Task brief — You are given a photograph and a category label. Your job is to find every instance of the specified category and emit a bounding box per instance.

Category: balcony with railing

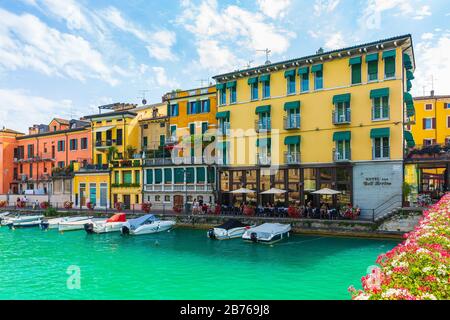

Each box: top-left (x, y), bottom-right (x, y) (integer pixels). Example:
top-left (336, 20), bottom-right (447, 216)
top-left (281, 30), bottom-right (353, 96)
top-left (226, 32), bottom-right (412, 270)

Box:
top-left (78, 163), bottom-right (110, 172)
top-left (284, 115), bottom-right (301, 130)
top-left (333, 149), bottom-right (352, 162)
top-left (255, 119), bottom-right (271, 133)
top-left (332, 109), bottom-right (351, 125)
top-left (95, 140), bottom-right (117, 149)
top-left (111, 159), bottom-right (142, 168)
top-left (257, 153), bottom-right (272, 166)
top-left (284, 152), bottom-right (301, 165)
top-left (217, 122), bottom-right (231, 136)
top-left (144, 184), bottom-right (213, 192)
top-left (372, 146), bottom-right (390, 160)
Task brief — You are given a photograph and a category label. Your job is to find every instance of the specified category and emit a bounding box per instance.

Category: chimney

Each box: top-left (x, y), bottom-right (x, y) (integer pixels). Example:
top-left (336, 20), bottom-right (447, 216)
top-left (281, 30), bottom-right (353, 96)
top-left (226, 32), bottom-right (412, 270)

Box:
top-left (430, 90), bottom-right (435, 97)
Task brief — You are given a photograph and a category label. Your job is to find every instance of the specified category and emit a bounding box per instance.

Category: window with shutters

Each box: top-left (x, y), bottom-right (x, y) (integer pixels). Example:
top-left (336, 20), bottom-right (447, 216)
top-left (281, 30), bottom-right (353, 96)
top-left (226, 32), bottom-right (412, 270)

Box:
top-left (262, 80), bottom-right (270, 98)
top-left (251, 82), bottom-right (258, 100)
top-left (351, 63), bottom-right (362, 85)
top-left (423, 118), bottom-right (435, 130)
top-left (301, 73), bottom-right (309, 92)
top-left (372, 96), bottom-right (389, 120)
top-left (81, 138), bottom-right (88, 149)
top-left (373, 137), bottom-right (390, 159)
top-left (314, 70), bottom-right (323, 90)
top-left (287, 75), bottom-right (296, 95)
top-left (220, 89), bottom-right (226, 105)
top-left (384, 57), bottom-right (396, 79)
top-left (447, 116), bottom-right (450, 128)
top-left (425, 103), bottom-right (433, 111)
top-left (423, 139), bottom-right (436, 146)
top-left (229, 87), bottom-right (237, 104)
top-left (368, 61), bottom-right (378, 81)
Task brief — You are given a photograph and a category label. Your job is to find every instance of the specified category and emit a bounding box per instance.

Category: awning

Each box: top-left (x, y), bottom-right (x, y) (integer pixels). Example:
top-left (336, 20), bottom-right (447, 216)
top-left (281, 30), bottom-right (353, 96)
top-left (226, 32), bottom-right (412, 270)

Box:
top-left (284, 135), bottom-right (301, 145)
top-left (406, 102), bottom-right (415, 117)
top-left (284, 101), bottom-right (300, 111)
top-left (94, 125), bottom-right (115, 133)
top-left (284, 69), bottom-right (296, 78)
top-left (382, 50), bottom-right (396, 59)
top-left (366, 53), bottom-right (379, 63)
top-left (370, 88), bottom-right (390, 99)
top-left (216, 83), bottom-right (226, 90)
top-left (406, 71), bottom-right (415, 80)
top-left (333, 93), bottom-right (351, 104)
top-left (259, 74), bottom-right (270, 82)
top-left (349, 56), bottom-right (362, 65)
top-left (216, 111), bottom-right (230, 119)
top-left (226, 81), bottom-right (237, 88)
top-left (333, 131), bottom-right (351, 141)
top-left (370, 128), bottom-right (390, 138)
top-left (404, 131), bottom-right (415, 148)
top-left (407, 80), bottom-right (413, 92)
top-left (256, 138), bottom-right (271, 147)
top-left (248, 77), bottom-right (258, 85)
top-left (298, 67), bottom-right (309, 75)
top-left (404, 92), bottom-right (414, 105)
top-left (311, 64), bottom-right (323, 73)
top-left (404, 53), bottom-right (413, 70)
top-left (255, 105), bottom-right (271, 114)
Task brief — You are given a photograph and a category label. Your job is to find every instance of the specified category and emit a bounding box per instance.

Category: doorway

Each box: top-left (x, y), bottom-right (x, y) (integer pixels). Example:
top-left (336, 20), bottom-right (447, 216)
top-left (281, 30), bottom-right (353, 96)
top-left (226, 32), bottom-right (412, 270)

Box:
top-left (123, 195), bottom-right (131, 209)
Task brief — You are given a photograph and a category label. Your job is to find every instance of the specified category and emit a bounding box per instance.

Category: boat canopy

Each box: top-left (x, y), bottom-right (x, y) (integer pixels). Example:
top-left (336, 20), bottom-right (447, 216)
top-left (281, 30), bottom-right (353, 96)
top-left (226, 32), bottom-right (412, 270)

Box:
top-left (215, 219), bottom-right (249, 230)
top-left (249, 223), bottom-right (290, 234)
top-left (106, 213), bottom-right (127, 223)
top-left (128, 214), bottom-right (157, 229)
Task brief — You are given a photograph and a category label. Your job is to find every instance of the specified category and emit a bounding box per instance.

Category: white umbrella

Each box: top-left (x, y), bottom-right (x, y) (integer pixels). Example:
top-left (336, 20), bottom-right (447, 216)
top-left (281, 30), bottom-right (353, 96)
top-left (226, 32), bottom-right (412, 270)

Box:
top-left (230, 188), bottom-right (256, 194)
top-left (311, 188), bottom-right (342, 195)
top-left (261, 188), bottom-right (287, 194)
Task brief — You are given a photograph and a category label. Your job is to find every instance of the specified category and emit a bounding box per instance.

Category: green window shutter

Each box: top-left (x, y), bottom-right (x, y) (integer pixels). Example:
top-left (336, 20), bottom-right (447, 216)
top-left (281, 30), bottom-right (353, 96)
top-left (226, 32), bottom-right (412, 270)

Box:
top-left (406, 71), bottom-right (415, 80)
top-left (333, 94), bottom-right (351, 104)
top-left (406, 102), bottom-right (415, 117)
top-left (123, 171), bottom-right (132, 184)
top-left (189, 123), bottom-right (195, 135)
top-left (382, 50), bottom-right (396, 59)
top-left (207, 167), bottom-right (215, 183)
top-left (202, 122), bottom-right (208, 134)
top-left (311, 64), bottom-right (323, 73)
top-left (255, 105), bottom-right (271, 114)
top-left (186, 168), bottom-right (195, 183)
top-left (404, 131), bottom-right (415, 148)
top-left (164, 168), bottom-right (172, 183)
top-left (155, 169), bottom-right (163, 184)
top-left (368, 61), bottom-right (378, 74)
top-left (366, 53), bottom-right (379, 62)
top-left (256, 138), bottom-right (271, 147)
top-left (298, 67), bottom-right (309, 75)
top-left (174, 168), bottom-right (184, 183)
top-left (216, 83), bottom-right (225, 90)
top-left (384, 57), bottom-right (396, 77)
top-left (407, 80), bottom-right (413, 92)
top-left (159, 135), bottom-right (165, 146)
top-left (135, 171), bottom-right (140, 184)
top-left (259, 74), bottom-right (270, 83)
top-left (196, 167), bottom-right (206, 183)
top-left (114, 171), bottom-right (120, 184)
top-left (248, 77), bottom-right (258, 85)
top-left (284, 70), bottom-right (296, 78)
top-left (284, 135), bottom-right (301, 145)
top-left (351, 63), bottom-right (361, 84)
top-left (216, 111), bottom-right (230, 119)
top-left (333, 131), bottom-right (351, 141)
top-left (370, 128), bottom-right (390, 138)
top-left (284, 101), bottom-right (300, 111)
top-left (370, 88), bottom-right (390, 99)
top-left (226, 81), bottom-right (237, 88)
top-left (146, 169), bottom-right (153, 184)
top-left (349, 56), bottom-right (362, 65)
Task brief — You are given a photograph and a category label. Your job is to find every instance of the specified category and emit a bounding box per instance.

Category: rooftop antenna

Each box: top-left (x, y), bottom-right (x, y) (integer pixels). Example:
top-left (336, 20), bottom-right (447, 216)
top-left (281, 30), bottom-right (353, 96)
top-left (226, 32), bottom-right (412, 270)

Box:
top-left (243, 60), bottom-right (254, 69)
top-left (257, 48), bottom-right (272, 65)
top-left (196, 79), bottom-right (208, 87)
top-left (139, 90), bottom-right (150, 105)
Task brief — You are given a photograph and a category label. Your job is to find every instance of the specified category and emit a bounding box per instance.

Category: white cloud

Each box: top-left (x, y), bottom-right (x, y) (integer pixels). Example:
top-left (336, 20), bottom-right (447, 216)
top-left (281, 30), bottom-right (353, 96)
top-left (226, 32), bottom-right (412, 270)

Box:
top-left (151, 67), bottom-right (180, 88)
top-left (421, 32), bottom-right (434, 40)
top-left (314, 0), bottom-right (340, 16)
top-left (257, 0), bottom-right (291, 19)
top-left (413, 5), bottom-right (431, 20)
top-left (324, 32), bottom-right (346, 50)
top-left (0, 9), bottom-right (118, 85)
top-left (413, 35), bottom-right (450, 96)
top-left (0, 89), bottom-right (74, 133)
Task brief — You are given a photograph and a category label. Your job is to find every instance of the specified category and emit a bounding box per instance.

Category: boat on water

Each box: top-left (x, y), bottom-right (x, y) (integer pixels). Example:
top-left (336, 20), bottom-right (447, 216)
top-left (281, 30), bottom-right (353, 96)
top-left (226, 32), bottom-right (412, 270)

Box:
top-left (40, 216), bottom-right (93, 230)
top-left (121, 214), bottom-right (175, 236)
top-left (59, 218), bottom-right (106, 232)
top-left (84, 213), bottom-right (127, 234)
top-left (5, 215), bottom-right (44, 229)
top-left (207, 219), bottom-right (252, 240)
top-left (242, 223), bottom-right (291, 244)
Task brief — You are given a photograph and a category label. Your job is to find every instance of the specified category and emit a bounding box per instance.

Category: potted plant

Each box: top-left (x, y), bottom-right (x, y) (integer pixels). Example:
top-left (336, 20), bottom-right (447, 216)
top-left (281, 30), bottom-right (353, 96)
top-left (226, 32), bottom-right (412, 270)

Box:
top-left (125, 145), bottom-right (137, 159)
top-left (87, 202), bottom-right (95, 210)
top-left (40, 201), bottom-right (50, 210)
top-left (0, 200), bottom-right (6, 208)
top-left (142, 202), bottom-right (152, 213)
top-left (64, 201), bottom-right (73, 210)
top-left (402, 182), bottom-right (413, 207)
top-left (114, 202), bottom-right (123, 211)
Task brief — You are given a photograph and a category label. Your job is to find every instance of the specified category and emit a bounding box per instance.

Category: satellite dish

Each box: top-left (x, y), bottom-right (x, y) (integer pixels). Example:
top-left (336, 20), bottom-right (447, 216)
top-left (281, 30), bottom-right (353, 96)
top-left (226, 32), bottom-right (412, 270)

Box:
top-left (142, 99), bottom-right (147, 105)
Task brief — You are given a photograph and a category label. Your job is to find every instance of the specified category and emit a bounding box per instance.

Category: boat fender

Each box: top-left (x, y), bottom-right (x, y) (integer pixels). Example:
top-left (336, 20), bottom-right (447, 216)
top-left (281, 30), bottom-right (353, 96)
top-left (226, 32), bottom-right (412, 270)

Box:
top-left (250, 232), bottom-right (258, 243)
top-left (121, 226), bottom-right (130, 235)
top-left (207, 229), bottom-right (216, 239)
top-left (84, 223), bottom-right (94, 234)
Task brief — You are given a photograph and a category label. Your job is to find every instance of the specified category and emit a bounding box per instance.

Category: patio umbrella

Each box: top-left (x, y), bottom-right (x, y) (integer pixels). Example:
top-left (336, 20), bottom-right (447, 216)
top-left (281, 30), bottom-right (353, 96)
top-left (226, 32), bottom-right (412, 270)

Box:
top-left (311, 188), bottom-right (342, 195)
top-left (261, 188), bottom-right (287, 194)
top-left (230, 188), bottom-right (256, 194)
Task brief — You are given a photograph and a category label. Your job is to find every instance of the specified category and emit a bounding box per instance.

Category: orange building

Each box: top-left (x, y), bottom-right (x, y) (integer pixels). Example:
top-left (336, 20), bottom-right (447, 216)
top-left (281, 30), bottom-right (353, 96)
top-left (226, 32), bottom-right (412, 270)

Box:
top-left (0, 118), bottom-right (92, 195)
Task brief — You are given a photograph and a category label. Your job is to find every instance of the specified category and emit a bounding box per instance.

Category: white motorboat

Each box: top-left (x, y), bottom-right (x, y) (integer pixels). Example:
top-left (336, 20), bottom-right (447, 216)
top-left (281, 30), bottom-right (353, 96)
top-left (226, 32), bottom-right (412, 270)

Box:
top-left (59, 218), bottom-right (106, 232)
top-left (121, 214), bottom-right (175, 236)
top-left (0, 212), bottom-right (12, 225)
top-left (40, 216), bottom-right (93, 230)
top-left (84, 213), bottom-right (127, 234)
top-left (207, 219), bottom-right (252, 240)
top-left (6, 215), bottom-right (44, 229)
top-left (242, 223), bottom-right (291, 244)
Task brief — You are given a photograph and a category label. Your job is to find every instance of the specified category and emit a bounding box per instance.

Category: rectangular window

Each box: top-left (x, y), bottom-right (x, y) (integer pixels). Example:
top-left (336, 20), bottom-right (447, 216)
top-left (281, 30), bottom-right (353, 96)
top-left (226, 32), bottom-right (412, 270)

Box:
top-left (116, 129), bottom-right (123, 146)
top-left (251, 82), bottom-right (258, 100)
top-left (146, 169), bottom-right (153, 184)
top-left (170, 104), bottom-right (179, 116)
top-left (143, 137), bottom-right (148, 147)
top-left (159, 135), bottom-right (165, 147)
top-left (301, 73), bottom-right (309, 92)
top-left (423, 139), bottom-right (436, 146)
top-left (29, 164), bottom-right (33, 178)
top-left (372, 96), bottom-right (390, 120)
top-left (189, 123), bottom-right (195, 135)
top-left (69, 139), bottom-right (78, 151)
top-left (336, 140), bottom-right (351, 161)
top-left (314, 71), bottom-right (323, 90)
top-left (220, 89), bottom-right (226, 105)
top-left (287, 76), bottom-right (296, 95)
top-left (27, 144), bottom-right (34, 158)
top-left (368, 61), bottom-right (378, 81)
top-left (164, 168), bottom-right (172, 183)
top-left (351, 64), bottom-right (362, 85)
top-left (373, 137), bottom-right (390, 159)
top-left (188, 101), bottom-right (198, 114)
top-left (201, 99), bottom-right (210, 113)
top-left (335, 102), bottom-right (351, 123)
top-left (423, 118), bottom-right (436, 130)
top-left (425, 103), bottom-right (433, 111)
top-left (89, 183), bottom-right (96, 206)
top-left (57, 140), bottom-right (65, 152)
top-left (80, 138), bottom-right (88, 149)
top-left (201, 122), bottom-right (208, 134)
top-left (58, 161), bottom-right (65, 168)
top-left (384, 57), bottom-right (396, 79)
top-left (135, 171), bottom-right (140, 184)
top-left (229, 87), bottom-right (237, 104)
top-left (114, 171), bottom-right (120, 184)
top-left (444, 103), bottom-right (449, 109)
top-left (170, 125), bottom-right (177, 138)
top-left (447, 116), bottom-right (450, 128)
top-left (123, 171), bottom-right (132, 184)
top-left (262, 81), bottom-right (270, 98)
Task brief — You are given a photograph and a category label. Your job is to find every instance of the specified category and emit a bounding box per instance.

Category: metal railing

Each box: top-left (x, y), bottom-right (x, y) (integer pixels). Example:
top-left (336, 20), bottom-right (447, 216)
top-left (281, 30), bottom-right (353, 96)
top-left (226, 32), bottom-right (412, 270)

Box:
top-left (283, 115), bottom-right (300, 130)
top-left (257, 153), bottom-right (272, 166)
top-left (217, 122), bottom-right (231, 136)
top-left (284, 152), bottom-right (301, 164)
top-left (333, 149), bottom-right (351, 162)
top-left (144, 184), bottom-right (213, 192)
top-left (95, 140), bottom-right (116, 148)
top-left (332, 109), bottom-right (351, 124)
top-left (255, 119), bottom-right (271, 132)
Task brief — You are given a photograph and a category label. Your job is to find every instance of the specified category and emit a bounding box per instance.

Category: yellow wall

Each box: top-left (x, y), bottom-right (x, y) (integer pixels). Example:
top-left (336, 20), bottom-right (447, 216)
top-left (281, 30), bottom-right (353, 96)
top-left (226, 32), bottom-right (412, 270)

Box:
top-left (217, 47), bottom-right (407, 166)
top-left (72, 171), bottom-right (110, 208)
top-left (411, 97), bottom-right (450, 146)
top-left (111, 165), bottom-right (142, 206)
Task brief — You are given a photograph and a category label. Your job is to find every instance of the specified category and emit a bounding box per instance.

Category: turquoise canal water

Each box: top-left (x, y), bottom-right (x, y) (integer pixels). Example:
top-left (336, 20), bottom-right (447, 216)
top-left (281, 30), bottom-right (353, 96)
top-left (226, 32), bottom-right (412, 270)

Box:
top-left (0, 226), bottom-right (398, 300)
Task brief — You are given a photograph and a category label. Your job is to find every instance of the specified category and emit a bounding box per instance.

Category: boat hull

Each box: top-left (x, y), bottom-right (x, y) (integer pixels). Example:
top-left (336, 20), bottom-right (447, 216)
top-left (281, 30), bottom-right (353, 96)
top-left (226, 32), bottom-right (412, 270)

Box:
top-left (88, 222), bottom-right (125, 234)
top-left (59, 219), bottom-right (104, 232)
top-left (123, 220), bottom-right (176, 236)
top-left (207, 227), bottom-right (249, 240)
top-left (242, 223), bottom-right (292, 244)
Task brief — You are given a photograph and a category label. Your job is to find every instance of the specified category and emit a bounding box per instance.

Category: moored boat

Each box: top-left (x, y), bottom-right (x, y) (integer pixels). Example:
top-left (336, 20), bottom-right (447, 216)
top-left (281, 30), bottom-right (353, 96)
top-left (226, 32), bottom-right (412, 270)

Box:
top-left (40, 216), bottom-right (94, 230)
top-left (207, 219), bottom-right (252, 240)
top-left (84, 213), bottom-right (127, 234)
top-left (242, 223), bottom-right (291, 244)
top-left (59, 218), bottom-right (106, 232)
top-left (121, 214), bottom-right (175, 236)
top-left (6, 215), bottom-right (44, 229)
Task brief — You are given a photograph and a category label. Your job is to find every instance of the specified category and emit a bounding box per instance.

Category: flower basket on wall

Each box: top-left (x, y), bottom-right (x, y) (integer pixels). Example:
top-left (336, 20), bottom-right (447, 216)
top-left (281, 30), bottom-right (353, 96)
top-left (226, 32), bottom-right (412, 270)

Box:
top-left (40, 201), bottom-right (50, 210)
top-left (142, 202), bottom-right (152, 213)
top-left (64, 201), bottom-right (73, 210)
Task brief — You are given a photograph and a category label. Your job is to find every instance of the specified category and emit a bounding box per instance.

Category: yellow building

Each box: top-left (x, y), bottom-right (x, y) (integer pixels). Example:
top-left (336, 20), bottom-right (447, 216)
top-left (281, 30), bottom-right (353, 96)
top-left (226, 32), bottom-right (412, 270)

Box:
top-left (72, 162), bottom-right (110, 209)
top-left (212, 35), bottom-right (415, 219)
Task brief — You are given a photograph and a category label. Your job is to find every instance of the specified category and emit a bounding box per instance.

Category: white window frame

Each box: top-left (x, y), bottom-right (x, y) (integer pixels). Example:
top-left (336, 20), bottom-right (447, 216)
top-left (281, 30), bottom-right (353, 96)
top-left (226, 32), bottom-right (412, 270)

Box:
top-left (372, 96), bottom-right (390, 121)
top-left (373, 137), bottom-right (390, 159)
top-left (424, 118), bottom-right (434, 130)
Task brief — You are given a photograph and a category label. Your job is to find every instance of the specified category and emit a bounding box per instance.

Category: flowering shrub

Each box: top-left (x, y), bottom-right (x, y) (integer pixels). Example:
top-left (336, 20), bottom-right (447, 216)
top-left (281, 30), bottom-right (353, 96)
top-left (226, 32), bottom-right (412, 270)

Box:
top-left (16, 201), bottom-right (26, 208)
top-left (141, 203), bottom-right (152, 213)
top-left (349, 193), bottom-right (450, 300)
top-left (87, 202), bottom-right (95, 210)
top-left (64, 201), bottom-right (73, 210)
top-left (39, 201), bottom-right (50, 209)
top-left (0, 201), bottom-right (6, 208)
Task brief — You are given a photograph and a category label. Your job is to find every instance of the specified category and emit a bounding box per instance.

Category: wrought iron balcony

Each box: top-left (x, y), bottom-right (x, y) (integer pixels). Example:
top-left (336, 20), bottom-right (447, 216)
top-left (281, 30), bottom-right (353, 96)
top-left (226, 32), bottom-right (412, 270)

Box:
top-left (255, 119), bottom-right (271, 132)
top-left (332, 109), bottom-right (351, 125)
top-left (333, 149), bottom-right (351, 162)
top-left (257, 153), bottom-right (271, 166)
top-left (95, 140), bottom-right (116, 148)
top-left (284, 152), bottom-right (301, 165)
top-left (283, 115), bottom-right (301, 130)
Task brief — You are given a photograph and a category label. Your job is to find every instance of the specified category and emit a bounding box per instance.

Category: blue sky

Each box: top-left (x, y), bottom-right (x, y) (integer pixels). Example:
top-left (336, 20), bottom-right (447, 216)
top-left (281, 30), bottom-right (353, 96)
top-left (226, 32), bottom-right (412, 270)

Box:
top-left (0, 0), bottom-right (449, 132)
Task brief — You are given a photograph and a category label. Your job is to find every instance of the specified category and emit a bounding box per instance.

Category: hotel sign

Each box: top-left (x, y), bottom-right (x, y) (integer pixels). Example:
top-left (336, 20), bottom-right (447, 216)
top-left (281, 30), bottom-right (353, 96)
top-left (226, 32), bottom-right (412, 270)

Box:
top-left (363, 177), bottom-right (392, 187)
